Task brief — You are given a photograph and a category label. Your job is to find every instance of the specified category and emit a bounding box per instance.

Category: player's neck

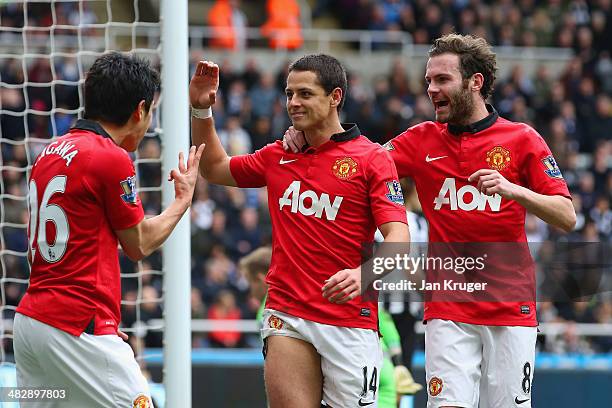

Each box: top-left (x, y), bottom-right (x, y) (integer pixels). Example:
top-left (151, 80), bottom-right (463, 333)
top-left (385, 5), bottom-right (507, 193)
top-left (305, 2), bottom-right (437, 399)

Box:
top-left (465, 101), bottom-right (490, 124)
top-left (96, 121), bottom-right (124, 145)
top-left (303, 120), bottom-right (345, 148)
top-left (97, 120), bottom-right (135, 150)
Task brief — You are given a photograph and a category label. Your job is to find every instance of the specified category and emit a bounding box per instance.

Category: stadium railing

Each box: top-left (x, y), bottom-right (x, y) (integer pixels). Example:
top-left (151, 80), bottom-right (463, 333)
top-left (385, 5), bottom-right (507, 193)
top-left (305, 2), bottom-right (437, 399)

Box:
top-left (0, 25), bottom-right (574, 61)
top-left (4, 318), bottom-right (611, 337)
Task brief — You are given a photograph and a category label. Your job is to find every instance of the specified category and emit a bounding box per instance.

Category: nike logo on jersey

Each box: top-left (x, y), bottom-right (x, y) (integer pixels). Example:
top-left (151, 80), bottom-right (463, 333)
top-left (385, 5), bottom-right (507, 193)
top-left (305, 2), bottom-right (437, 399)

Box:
top-left (279, 157), bottom-right (299, 165)
top-left (358, 398), bottom-right (375, 406)
top-left (425, 154), bottom-right (447, 162)
top-left (515, 397), bottom-right (530, 405)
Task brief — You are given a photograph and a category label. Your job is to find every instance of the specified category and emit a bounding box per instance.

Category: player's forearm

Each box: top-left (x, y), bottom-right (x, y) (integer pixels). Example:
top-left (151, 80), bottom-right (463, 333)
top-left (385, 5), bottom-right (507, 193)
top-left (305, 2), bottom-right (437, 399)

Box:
top-left (191, 115), bottom-right (234, 185)
top-left (365, 222), bottom-right (411, 286)
top-left (513, 187), bottom-right (576, 232)
top-left (381, 225), bottom-right (410, 244)
top-left (138, 198), bottom-right (190, 258)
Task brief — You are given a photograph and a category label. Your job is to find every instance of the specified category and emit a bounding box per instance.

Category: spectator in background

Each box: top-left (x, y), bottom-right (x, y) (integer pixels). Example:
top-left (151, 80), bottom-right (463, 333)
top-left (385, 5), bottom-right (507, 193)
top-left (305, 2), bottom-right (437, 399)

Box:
top-left (207, 290), bottom-right (243, 348)
top-left (230, 207), bottom-right (262, 259)
top-left (591, 141), bottom-right (610, 194)
top-left (138, 138), bottom-right (162, 188)
top-left (208, 0), bottom-right (247, 50)
top-left (590, 195), bottom-right (612, 237)
top-left (225, 79), bottom-right (248, 117)
top-left (195, 256), bottom-right (234, 306)
top-left (191, 287), bottom-right (207, 347)
top-left (249, 73), bottom-right (281, 118)
top-left (578, 171), bottom-right (599, 214)
top-left (139, 286), bottom-right (163, 348)
top-left (248, 115), bottom-right (274, 151)
top-left (241, 58), bottom-right (262, 90)
top-left (261, 0), bottom-right (303, 49)
top-left (191, 179), bottom-right (216, 231)
top-left (586, 96), bottom-right (612, 152)
top-left (218, 115), bottom-right (252, 155)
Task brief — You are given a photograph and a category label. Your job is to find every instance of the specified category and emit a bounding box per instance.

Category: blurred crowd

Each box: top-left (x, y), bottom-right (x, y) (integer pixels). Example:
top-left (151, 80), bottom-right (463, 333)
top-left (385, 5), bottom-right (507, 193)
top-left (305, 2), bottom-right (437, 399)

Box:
top-left (1, 1), bottom-right (610, 355)
top-left (322, 0), bottom-right (611, 51)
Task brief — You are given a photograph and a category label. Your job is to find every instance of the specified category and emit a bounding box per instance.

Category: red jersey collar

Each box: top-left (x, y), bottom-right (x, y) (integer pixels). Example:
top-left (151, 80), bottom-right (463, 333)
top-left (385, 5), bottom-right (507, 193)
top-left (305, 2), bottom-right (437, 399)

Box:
top-left (447, 104), bottom-right (498, 135)
top-left (71, 119), bottom-right (112, 139)
top-left (331, 123), bottom-right (361, 142)
top-left (302, 123), bottom-right (361, 152)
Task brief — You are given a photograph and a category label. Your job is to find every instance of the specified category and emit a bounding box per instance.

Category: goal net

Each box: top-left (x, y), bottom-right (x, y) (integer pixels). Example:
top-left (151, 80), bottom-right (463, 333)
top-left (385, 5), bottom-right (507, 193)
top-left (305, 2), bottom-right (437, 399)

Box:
top-left (0, 0), bottom-right (166, 383)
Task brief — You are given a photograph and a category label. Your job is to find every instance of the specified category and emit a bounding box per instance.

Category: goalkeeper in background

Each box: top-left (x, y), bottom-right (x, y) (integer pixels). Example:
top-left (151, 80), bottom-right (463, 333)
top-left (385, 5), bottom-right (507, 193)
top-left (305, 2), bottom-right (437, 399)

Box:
top-left (378, 309), bottom-right (423, 407)
top-left (241, 246), bottom-right (422, 406)
top-left (240, 246), bottom-right (273, 324)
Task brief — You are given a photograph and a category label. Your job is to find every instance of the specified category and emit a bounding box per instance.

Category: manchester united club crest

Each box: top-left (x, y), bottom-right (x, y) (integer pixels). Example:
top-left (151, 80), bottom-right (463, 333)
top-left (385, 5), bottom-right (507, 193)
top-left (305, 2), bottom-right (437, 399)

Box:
top-left (132, 394), bottom-right (151, 408)
top-left (268, 315), bottom-right (284, 330)
top-left (332, 157), bottom-right (358, 180)
top-left (485, 146), bottom-right (511, 171)
top-left (428, 377), bottom-right (443, 396)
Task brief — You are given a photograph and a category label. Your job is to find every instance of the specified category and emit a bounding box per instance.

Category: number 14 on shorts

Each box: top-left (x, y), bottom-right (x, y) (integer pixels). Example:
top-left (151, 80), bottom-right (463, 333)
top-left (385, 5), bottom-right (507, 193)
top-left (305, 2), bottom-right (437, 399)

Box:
top-left (359, 366), bottom-right (378, 406)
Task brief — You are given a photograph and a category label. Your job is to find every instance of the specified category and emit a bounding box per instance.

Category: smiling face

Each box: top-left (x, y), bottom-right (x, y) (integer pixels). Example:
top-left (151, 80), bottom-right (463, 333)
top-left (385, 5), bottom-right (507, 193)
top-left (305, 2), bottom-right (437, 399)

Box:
top-left (425, 53), bottom-right (476, 125)
top-left (285, 70), bottom-right (340, 132)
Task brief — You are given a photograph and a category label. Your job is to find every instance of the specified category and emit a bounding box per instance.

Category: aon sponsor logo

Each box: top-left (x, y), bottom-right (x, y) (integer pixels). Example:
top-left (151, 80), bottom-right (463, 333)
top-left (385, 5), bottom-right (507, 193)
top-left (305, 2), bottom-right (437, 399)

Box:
top-left (279, 180), bottom-right (343, 220)
top-left (433, 178), bottom-right (502, 212)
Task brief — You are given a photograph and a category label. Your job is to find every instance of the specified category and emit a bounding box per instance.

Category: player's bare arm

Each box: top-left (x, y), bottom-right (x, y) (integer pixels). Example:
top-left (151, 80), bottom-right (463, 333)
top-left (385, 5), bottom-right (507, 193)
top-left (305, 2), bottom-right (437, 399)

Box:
top-left (469, 169), bottom-right (576, 232)
top-left (116, 144), bottom-right (204, 261)
top-left (323, 221), bottom-right (409, 304)
top-left (189, 60), bottom-right (237, 186)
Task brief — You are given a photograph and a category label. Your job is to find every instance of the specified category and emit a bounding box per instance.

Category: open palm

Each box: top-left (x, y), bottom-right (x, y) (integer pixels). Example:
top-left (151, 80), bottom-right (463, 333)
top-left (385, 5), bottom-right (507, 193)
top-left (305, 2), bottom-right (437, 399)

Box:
top-left (189, 60), bottom-right (219, 109)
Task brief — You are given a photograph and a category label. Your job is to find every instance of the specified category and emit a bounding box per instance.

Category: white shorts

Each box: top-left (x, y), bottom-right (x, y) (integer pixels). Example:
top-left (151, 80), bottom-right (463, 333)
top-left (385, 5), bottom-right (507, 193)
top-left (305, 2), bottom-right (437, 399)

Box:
top-left (261, 309), bottom-right (383, 408)
top-left (13, 313), bottom-right (152, 408)
top-left (425, 319), bottom-right (536, 408)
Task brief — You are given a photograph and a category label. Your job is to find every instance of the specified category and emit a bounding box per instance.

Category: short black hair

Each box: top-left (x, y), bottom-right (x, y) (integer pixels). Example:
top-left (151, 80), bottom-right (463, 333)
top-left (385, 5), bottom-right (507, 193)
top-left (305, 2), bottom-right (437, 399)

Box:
top-left (84, 52), bottom-right (160, 125)
top-left (288, 54), bottom-right (347, 112)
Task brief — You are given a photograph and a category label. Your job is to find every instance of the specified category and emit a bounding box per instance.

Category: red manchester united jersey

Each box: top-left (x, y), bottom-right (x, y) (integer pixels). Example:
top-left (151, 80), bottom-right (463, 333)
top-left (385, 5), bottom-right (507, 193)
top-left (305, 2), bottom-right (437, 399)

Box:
top-left (230, 125), bottom-right (408, 330)
top-left (388, 106), bottom-right (571, 326)
top-left (17, 120), bottom-right (144, 336)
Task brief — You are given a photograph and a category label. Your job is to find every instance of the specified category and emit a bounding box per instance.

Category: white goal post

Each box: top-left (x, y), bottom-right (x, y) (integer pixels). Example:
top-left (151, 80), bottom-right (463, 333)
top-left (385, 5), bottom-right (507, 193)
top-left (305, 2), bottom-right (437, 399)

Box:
top-left (160, 0), bottom-right (191, 406)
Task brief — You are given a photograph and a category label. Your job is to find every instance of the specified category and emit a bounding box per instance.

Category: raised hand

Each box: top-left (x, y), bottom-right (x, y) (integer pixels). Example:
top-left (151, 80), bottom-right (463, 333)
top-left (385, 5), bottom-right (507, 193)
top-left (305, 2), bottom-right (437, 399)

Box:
top-left (168, 144), bottom-right (206, 204)
top-left (189, 60), bottom-right (219, 109)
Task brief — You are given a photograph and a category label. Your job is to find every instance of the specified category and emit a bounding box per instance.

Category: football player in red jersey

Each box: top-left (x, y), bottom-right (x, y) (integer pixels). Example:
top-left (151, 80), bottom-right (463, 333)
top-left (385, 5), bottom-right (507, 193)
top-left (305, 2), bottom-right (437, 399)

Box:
top-left (14, 52), bottom-right (204, 408)
top-left (190, 54), bottom-right (409, 407)
top-left (284, 35), bottom-right (576, 408)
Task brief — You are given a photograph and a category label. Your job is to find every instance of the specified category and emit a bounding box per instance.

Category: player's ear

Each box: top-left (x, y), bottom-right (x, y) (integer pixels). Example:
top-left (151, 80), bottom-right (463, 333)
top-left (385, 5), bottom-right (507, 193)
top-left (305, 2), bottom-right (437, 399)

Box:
top-left (330, 87), bottom-right (342, 108)
top-left (133, 100), bottom-right (146, 121)
top-left (471, 73), bottom-right (484, 93)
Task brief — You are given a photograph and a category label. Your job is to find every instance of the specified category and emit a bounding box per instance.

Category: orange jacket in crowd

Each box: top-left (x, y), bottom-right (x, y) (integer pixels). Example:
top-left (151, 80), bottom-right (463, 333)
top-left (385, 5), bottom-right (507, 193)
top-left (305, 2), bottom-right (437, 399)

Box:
top-left (208, 0), bottom-right (237, 49)
top-left (261, 0), bottom-right (303, 50)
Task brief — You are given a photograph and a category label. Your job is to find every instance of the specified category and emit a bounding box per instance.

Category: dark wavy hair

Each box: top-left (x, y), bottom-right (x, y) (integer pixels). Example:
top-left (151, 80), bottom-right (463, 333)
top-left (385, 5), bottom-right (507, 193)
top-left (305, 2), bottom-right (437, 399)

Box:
top-left (429, 34), bottom-right (497, 100)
